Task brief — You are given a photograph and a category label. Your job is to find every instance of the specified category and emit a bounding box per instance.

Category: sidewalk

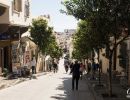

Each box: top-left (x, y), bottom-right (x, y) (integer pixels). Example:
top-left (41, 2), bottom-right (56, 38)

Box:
top-left (68, 76), bottom-right (97, 100)
top-left (0, 72), bottom-right (48, 90)
top-left (0, 71), bottom-right (100, 100)
top-left (1, 70), bottom-right (128, 100)
top-left (77, 75), bottom-right (103, 100)
top-left (52, 72), bottom-right (103, 100)
top-left (85, 72), bottom-right (130, 100)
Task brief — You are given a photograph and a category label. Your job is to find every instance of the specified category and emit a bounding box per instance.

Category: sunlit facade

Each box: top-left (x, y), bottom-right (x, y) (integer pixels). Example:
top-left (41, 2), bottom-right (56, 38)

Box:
top-left (0, 0), bottom-right (31, 73)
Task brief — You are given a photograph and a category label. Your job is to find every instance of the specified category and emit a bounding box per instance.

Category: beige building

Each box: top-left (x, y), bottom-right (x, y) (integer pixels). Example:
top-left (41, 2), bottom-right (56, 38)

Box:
top-left (0, 0), bottom-right (31, 74)
top-left (55, 29), bottom-right (76, 58)
top-left (99, 38), bottom-right (130, 85)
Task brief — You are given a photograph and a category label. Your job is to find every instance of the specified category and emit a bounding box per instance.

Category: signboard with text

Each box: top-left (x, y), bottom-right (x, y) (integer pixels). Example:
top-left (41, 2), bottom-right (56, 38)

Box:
top-left (24, 51), bottom-right (31, 65)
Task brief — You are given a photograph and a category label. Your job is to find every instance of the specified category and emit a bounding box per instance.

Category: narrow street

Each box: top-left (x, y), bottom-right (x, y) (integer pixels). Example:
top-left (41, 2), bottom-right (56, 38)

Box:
top-left (0, 59), bottom-right (95, 100)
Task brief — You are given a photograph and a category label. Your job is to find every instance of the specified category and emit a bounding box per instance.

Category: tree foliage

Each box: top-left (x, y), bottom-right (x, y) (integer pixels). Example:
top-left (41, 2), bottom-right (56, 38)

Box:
top-left (62, 0), bottom-right (130, 47)
top-left (30, 18), bottom-right (53, 53)
top-left (72, 20), bottom-right (93, 59)
top-left (46, 35), bottom-right (63, 59)
top-left (62, 0), bottom-right (130, 96)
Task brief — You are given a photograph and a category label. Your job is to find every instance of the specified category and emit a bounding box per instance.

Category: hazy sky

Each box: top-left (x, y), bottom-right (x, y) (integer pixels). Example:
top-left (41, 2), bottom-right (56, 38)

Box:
top-left (31, 0), bottom-right (78, 32)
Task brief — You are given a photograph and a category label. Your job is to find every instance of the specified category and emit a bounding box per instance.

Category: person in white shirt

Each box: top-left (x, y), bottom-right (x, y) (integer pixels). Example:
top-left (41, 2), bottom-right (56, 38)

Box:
top-left (31, 57), bottom-right (36, 74)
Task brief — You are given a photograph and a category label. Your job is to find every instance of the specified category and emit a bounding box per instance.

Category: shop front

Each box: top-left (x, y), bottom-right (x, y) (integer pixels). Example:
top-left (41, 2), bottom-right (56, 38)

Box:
top-left (0, 25), bottom-right (28, 74)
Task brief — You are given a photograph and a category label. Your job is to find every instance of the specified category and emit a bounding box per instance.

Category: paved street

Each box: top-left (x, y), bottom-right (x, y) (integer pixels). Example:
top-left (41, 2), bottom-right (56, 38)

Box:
top-left (0, 59), bottom-right (95, 100)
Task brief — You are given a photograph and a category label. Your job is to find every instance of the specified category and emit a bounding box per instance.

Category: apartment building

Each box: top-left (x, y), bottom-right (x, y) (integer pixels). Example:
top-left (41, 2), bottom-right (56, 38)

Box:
top-left (55, 29), bottom-right (76, 58)
top-left (0, 0), bottom-right (31, 73)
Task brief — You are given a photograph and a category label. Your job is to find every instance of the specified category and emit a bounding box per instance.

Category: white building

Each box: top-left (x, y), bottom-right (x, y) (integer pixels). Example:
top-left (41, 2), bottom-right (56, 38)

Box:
top-left (0, 0), bottom-right (31, 73)
top-left (55, 29), bottom-right (76, 58)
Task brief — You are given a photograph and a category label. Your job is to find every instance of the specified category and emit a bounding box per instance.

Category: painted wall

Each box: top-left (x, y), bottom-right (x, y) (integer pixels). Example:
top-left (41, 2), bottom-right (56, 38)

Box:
top-left (9, 0), bottom-right (31, 26)
top-left (0, 0), bottom-right (31, 26)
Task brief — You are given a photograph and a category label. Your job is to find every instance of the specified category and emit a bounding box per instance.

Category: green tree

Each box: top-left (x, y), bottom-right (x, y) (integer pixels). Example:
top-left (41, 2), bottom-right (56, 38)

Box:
top-left (62, 0), bottom-right (130, 96)
top-left (46, 35), bottom-right (63, 59)
top-left (72, 20), bottom-right (93, 60)
top-left (30, 18), bottom-right (53, 53)
top-left (73, 20), bottom-right (103, 84)
top-left (30, 18), bottom-right (53, 71)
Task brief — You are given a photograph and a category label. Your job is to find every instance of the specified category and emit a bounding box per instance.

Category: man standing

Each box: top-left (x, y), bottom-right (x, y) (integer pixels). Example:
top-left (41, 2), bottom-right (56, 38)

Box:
top-left (70, 60), bottom-right (80, 90)
top-left (53, 62), bottom-right (58, 73)
top-left (31, 57), bottom-right (36, 74)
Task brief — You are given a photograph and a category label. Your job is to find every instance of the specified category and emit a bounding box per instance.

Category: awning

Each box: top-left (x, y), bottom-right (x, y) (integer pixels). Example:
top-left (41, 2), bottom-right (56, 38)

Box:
top-left (21, 30), bottom-right (30, 37)
top-left (20, 37), bottom-right (37, 49)
top-left (8, 25), bottom-right (29, 34)
top-left (0, 25), bottom-right (29, 41)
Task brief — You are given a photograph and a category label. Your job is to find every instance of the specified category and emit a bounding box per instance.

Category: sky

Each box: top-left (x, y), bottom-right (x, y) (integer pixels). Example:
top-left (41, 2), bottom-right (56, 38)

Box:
top-left (31, 0), bottom-right (78, 32)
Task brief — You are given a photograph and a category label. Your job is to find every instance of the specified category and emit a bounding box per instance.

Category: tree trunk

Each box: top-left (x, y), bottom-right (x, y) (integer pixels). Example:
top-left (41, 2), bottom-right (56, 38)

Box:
top-left (113, 43), bottom-right (117, 70)
top-left (98, 49), bottom-right (101, 85)
top-left (108, 50), bottom-right (113, 97)
top-left (35, 48), bottom-right (39, 62)
top-left (82, 59), bottom-right (85, 65)
top-left (42, 55), bottom-right (46, 72)
top-left (86, 57), bottom-right (89, 73)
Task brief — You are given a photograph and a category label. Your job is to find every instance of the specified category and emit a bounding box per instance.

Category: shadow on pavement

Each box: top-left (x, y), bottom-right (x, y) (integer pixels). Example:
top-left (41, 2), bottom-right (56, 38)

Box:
top-left (51, 76), bottom-right (72, 100)
top-left (51, 75), bottom-right (94, 100)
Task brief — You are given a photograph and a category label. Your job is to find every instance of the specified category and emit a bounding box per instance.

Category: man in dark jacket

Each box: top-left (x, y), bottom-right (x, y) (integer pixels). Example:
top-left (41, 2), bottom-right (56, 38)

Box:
top-left (70, 60), bottom-right (80, 90)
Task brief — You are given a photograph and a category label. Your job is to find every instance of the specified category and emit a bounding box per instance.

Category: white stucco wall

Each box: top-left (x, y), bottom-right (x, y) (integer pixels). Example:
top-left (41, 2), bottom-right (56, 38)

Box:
top-left (0, 0), bottom-right (10, 7)
top-left (9, 0), bottom-right (31, 26)
top-left (0, 0), bottom-right (31, 26)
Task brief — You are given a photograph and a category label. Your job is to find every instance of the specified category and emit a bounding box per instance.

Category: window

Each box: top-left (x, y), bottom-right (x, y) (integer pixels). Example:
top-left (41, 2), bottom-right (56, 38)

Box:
top-left (13, 0), bottom-right (22, 12)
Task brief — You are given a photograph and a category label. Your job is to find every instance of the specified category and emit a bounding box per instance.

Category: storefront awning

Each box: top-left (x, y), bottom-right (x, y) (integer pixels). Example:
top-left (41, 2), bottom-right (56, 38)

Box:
top-left (21, 31), bottom-right (30, 37)
top-left (0, 25), bottom-right (29, 41)
top-left (20, 37), bottom-right (37, 49)
top-left (8, 25), bottom-right (29, 35)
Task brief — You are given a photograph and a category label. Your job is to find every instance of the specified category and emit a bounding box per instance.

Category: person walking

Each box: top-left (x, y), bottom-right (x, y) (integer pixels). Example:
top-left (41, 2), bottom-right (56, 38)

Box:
top-left (80, 62), bottom-right (84, 80)
top-left (91, 60), bottom-right (96, 79)
top-left (30, 57), bottom-right (36, 74)
top-left (70, 60), bottom-right (80, 91)
top-left (87, 60), bottom-right (91, 74)
top-left (69, 62), bottom-right (73, 72)
top-left (53, 62), bottom-right (58, 73)
top-left (48, 61), bottom-right (52, 72)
